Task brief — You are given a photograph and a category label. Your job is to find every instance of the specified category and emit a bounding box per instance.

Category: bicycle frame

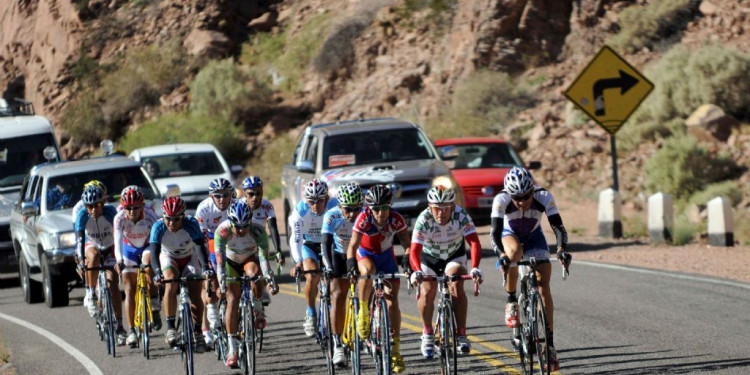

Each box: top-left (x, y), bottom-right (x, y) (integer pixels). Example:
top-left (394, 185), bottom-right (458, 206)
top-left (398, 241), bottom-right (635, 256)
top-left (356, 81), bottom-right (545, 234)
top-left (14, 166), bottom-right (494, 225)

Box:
top-left (130, 264), bottom-right (153, 358)
top-left (342, 281), bottom-right (361, 375)
top-left (227, 274), bottom-right (276, 375)
top-left (358, 273), bottom-right (408, 375)
top-left (85, 265), bottom-right (117, 357)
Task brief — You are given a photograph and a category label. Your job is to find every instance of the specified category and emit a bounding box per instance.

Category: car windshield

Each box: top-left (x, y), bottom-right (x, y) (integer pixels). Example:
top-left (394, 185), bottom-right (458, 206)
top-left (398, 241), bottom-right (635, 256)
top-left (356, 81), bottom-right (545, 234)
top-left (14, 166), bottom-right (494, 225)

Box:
top-left (141, 152), bottom-right (223, 179)
top-left (45, 166), bottom-right (157, 211)
top-left (322, 128), bottom-right (435, 169)
top-left (0, 133), bottom-right (57, 189)
top-left (441, 143), bottom-right (523, 169)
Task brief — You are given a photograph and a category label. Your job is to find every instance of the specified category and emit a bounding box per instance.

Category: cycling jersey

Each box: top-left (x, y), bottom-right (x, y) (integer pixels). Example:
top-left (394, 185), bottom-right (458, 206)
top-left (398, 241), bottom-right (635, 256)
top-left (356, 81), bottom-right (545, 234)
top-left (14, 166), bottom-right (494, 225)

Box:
top-left (352, 208), bottom-right (407, 254)
top-left (214, 220), bottom-right (270, 277)
top-left (113, 206), bottom-right (159, 267)
top-left (321, 207), bottom-right (355, 254)
top-left (411, 206), bottom-right (476, 259)
top-left (491, 187), bottom-right (558, 237)
top-left (75, 204), bottom-right (118, 259)
top-left (289, 198), bottom-right (338, 262)
top-left (196, 196), bottom-right (229, 241)
top-left (149, 216), bottom-right (203, 259)
top-left (249, 198), bottom-right (276, 226)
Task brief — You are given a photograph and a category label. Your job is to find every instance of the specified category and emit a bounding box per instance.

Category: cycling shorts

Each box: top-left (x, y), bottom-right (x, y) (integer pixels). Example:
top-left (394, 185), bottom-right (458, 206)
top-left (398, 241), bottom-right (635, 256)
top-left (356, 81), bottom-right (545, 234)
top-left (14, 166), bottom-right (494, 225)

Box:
top-left (122, 242), bottom-right (150, 274)
top-left (160, 252), bottom-right (199, 277)
top-left (301, 242), bottom-right (322, 264)
top-left (225, 257), bottom-right (260, 286)
top-left (356, 247), bottom-right (399, 274)
top-left (326, 251), bottom-right (348, 278)
top-left (501, 227), bottom-right (550, 260)
top-left (421, 246), bottom-right (466, 277)
top-left (86, 243), bottom-right (116, 267)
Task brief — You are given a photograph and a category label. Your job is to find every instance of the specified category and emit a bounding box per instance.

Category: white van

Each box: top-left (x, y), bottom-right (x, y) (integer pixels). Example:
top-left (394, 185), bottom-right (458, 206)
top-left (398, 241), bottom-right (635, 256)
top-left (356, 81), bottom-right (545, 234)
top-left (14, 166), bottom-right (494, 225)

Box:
top-left (0, 98), bottom-right (60, 271)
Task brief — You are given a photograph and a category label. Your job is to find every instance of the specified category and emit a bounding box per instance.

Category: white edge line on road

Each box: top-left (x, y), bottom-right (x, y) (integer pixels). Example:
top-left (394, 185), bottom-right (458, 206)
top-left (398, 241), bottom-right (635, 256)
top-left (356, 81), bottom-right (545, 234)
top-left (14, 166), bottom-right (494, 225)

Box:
top-left (576, 260), bottom-right (750, 290)
top-left (0, 311), bottom-right (104, 375)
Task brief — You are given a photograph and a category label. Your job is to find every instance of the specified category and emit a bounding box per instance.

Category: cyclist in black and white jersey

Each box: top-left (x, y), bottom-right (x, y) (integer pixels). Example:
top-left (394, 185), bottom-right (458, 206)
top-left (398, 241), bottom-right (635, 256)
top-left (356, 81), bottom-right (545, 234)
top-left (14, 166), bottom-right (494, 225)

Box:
top-left (491, 166), bottom-right (568, 371)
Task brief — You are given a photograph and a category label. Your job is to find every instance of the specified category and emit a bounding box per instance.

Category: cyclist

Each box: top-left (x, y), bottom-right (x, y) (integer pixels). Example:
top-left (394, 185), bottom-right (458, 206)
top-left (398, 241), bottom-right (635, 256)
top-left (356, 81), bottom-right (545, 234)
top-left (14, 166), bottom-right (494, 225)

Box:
top-left (196, 178), bottom-right (234, 349)
top-left (345, 184), bottom-right (411, 374)
top-left (492, 166), bottom-right (568, 371)
top-left (75, 185), bottom-right (128, 345)
top-left (241, 176), bottom-right (285, 304)
top-left (216, 201), bottom-right (278, 368)
top-left (289, 179), bottom-right (338, 337)
top-left (114, 186), bottom-right (161, 347)
top-left (71, 180), bottom-right (108, 223)
top-left (409, 186), bottom-right (483, 358)
top-left (321, 182), bottom-right (363, 367)
top-left (150, 196), bottom-right (213, 353)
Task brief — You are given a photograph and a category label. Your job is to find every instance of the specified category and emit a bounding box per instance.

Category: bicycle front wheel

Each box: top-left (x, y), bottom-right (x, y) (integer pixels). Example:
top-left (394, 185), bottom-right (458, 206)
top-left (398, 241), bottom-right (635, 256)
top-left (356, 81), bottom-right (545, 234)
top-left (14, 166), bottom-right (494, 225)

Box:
top-left (375, 298), bottom-right (391, 375)
top-left (532, 296), bottom-right (550, 375)
top-left (438, 304), bottom-right (458, 375)
top-left (182, 304), bottom-right (195, 375)
top-left (348, 297), bottom-right (361, 375)
top-left (241, 305), bottom-right (256, 375)
top-left (321, 298), bottom-right (335, 375)
top-left (518, 291), bottom-right (534, 375)
top-left (102, 287), bottom-right (116, 357)
top-left (140, 286), bottom-right (151, 359)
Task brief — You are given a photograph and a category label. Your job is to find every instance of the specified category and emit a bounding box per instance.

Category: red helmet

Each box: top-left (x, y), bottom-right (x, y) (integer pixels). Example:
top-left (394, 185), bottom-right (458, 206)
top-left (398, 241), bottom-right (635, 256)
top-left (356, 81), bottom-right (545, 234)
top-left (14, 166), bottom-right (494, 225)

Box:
top-left (120, 186), bottom-right (145, 207)
top-left (161, 196), bottom-right (186, 217)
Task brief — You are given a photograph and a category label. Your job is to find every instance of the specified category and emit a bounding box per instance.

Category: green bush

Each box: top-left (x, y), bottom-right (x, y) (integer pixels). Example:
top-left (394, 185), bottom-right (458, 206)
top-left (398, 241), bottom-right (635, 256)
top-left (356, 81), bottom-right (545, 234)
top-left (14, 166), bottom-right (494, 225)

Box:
top-left (100, 40), bottom-right (186, 122)
top-left (620, 44), bottom-right (750, 151)
top-left (189, 59), bottom-right (273, 126)
top-left (672, 213), bottom-right (699, 245)
top-left (423, 70), bottom-right (536, 139)
top-left (119, 111), bottom-right (246, 163)
top-left (644, 134), bottom-right (737, 200)
top-left (608, 0), bottom-right (700, 54)
top-left (313, 15), bottom-right (371, 77)
top-left (688, 180), bottom-right (743, 207)
top-left (60, 92), bottom-right (108, 143)
top-left (622, 214), bottom-right (648, 239)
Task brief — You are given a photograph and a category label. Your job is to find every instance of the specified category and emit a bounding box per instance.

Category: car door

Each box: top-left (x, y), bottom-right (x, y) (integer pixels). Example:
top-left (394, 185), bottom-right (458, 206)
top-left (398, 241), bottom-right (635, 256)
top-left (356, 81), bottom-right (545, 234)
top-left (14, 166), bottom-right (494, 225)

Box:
top-left (23, 175), bottom-right (42, 267)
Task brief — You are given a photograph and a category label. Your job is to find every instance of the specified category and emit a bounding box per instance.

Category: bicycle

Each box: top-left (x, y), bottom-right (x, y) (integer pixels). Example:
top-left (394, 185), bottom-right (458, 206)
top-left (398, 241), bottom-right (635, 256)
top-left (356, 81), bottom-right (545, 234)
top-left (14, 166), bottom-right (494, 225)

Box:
top-left (358, 272), bottom-right (409, 375)
top-left (213, 297), bottom-right (229, 363)
top-left (84, 265), bottom-right (117, 357)
top-left (416, 274), bottom-right (479, 375)
top-left (295, 267), bottom-right (335, 375)
top-left (501, 253), bottom-right (571, 375)
top-left (127, 264), bottom-right (154, 359)
top-left (227, 274), bottom-right (277, 375)
top-left (163, 275), bottom-right (207, 375)
top-left (342, 281), bottom-right (361, 375)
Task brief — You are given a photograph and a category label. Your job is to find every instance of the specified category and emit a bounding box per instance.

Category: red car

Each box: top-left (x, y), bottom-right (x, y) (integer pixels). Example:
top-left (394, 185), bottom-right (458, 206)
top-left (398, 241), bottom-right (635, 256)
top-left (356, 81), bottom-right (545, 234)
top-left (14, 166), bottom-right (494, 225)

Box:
top-left (434, 138), bottom-right (540, 224)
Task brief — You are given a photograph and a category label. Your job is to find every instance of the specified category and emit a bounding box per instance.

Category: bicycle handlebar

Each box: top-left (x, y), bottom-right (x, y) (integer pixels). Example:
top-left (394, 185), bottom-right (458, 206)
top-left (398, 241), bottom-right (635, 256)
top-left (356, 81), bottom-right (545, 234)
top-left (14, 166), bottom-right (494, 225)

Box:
top-left (162, 275), bottom-right (207, 284)
top-left (226, 274), bottom-right (278, 293)
top-left (416, 274), bottom-right (480, 298)
top-left (500, 253), bottom-right (572, 287)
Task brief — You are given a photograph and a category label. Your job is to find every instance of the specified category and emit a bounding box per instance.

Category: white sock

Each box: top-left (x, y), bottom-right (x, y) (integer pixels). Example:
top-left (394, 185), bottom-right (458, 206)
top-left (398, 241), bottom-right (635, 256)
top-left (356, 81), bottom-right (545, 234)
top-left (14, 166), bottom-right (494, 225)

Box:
top-left (228, 334), bottom-right (236, 352)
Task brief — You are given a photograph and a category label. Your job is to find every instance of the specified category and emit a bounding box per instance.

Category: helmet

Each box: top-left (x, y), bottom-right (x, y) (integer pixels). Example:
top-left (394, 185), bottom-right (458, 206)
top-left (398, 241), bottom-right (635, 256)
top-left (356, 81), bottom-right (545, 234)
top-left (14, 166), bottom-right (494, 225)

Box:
top-left (364, 184), bottom-right (392, 206)
top-left (228, 201), bottom-right (253, 226)
top-left (161, 196), bottom-right (186, 217)
top-left (208, 178), bottom-right (233, 193)
top-left (81, 185), bottom-right (105, 205)
top-left (336, 183), bottom-right (363, 206)
top-left (84, 180), bottom-right (107, 195)
top-left (120, 185), bottom-right (145, 207)
top-left (504, 166), bottom-right (534, 195)
top-left (303, 179), bottom-right (328, 200)
top-left (427, 185), bottom-right (455, 204)
top-left (241, 176), bottom-right (263, 190)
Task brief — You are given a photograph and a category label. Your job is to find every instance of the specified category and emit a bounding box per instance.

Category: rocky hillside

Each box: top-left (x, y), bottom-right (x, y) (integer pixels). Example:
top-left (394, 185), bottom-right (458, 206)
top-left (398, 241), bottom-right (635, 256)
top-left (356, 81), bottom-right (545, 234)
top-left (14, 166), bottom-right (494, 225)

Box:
top-left (1, 0), bottom-right (749, 237)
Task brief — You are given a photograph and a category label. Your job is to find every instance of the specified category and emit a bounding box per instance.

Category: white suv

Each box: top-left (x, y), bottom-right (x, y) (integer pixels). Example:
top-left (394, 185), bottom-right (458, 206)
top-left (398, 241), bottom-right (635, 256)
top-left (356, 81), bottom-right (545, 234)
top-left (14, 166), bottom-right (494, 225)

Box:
top-left (129, 143), bottom-right (242, 210)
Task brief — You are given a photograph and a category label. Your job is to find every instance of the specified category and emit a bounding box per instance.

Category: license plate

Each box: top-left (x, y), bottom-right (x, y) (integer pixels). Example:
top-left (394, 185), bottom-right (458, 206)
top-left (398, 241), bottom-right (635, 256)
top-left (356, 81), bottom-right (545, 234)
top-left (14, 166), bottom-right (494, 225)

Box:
top-left (478, 197), bottom-right (494, 207)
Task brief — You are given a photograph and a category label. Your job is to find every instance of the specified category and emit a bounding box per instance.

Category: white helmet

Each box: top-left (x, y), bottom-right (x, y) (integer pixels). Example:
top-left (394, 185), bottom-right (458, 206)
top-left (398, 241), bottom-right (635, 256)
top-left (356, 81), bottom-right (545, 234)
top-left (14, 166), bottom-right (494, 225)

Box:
top-left (427, 185), bottom-right (455, 204)
top-left (304, 179), bottom-right (328, 200)
top-left (503, 167), bottom-right (533, 195)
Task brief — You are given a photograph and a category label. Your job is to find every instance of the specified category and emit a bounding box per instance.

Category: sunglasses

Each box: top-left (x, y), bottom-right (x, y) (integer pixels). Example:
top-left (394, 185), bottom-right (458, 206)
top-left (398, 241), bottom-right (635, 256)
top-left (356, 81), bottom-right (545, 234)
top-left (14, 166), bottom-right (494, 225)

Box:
top-left (233, 224), bottom-right (250, 230)
top-left (342, 206), bottom-right (362, 214)
top-left (370, 205), bottom-right (390, 212)
top-left (211, 192), bottom-right (231, 199)
top-left (307, 198), bottom-right (325, 205)
top-left (245, 191), bottom-right (262, 198)
top-left (511, 191), bottom-right (534, 202)
top-left (164, 215), bottom-right (183, 222)
top-left (124, 205), bottom-right (143, 211)
top-left (429, 204), bottom-right (452, 211)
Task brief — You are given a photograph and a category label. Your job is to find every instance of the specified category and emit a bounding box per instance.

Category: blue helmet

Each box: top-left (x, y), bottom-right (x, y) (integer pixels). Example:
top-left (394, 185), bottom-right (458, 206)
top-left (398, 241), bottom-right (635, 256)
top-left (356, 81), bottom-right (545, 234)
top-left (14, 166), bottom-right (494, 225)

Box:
top-left (81, 185), bottom-right (105, 205)
top-left (208, 178), bottom-right (233, 193)
top-left (228, 201), bottom-right (253, 226)
top-left (241, 176), bottom-right (263, 190)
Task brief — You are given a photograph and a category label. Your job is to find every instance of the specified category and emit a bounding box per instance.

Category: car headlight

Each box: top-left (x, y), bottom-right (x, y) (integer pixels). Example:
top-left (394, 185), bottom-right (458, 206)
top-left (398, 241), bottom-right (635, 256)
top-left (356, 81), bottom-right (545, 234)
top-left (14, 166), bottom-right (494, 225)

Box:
top-left (58, 232), bottom-right (77, 248)
top-left (432, 175), bottom-right (456, 189)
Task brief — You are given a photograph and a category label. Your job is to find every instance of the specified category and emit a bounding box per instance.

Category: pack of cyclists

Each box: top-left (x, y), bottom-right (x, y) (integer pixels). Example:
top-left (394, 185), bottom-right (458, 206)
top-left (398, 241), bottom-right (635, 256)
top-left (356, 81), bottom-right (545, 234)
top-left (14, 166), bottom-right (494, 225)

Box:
top-left (71, 165), bottom-right (569, 373)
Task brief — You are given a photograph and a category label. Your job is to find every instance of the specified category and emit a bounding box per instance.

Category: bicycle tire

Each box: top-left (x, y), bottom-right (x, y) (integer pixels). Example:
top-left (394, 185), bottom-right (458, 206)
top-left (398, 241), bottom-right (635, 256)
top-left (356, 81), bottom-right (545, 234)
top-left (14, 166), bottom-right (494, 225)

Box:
top-left (532, 296), bottom-right (551, 375)
top-left (215, 299), bottom-right (228, 361)
top-left (182, 303), bottom-right (195, 375)
top-left (375, 297), bottom-right (391, 375)
top-left (323, 297), bottom-right (335, 375)
top-left (102, 286), bottom-right (116, 357)
top-left (257, 305), bottom-right (265, 354)
top-left (141, 283), bottom-right (151, 359)
top-left (439, 303), bottom-right (458, 375)
top-left (518, 282), bottom-right (533, 375)
top-left (349, 296), bottom-right (361, 375)
top-left (243, 304), bottom-right (256, 375)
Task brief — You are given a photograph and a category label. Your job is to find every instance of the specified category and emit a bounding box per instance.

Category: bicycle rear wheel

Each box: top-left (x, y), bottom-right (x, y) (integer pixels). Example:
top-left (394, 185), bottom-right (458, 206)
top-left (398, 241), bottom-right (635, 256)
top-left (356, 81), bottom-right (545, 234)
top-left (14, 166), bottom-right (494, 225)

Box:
top-left (215, 299), bottom-right (228, 361)
top-left (532, 296), bottom-right (550, 375)
top-left (438, 304), bottom-right (458, 375)
top-left (182, 304), bottom-right (195, 375)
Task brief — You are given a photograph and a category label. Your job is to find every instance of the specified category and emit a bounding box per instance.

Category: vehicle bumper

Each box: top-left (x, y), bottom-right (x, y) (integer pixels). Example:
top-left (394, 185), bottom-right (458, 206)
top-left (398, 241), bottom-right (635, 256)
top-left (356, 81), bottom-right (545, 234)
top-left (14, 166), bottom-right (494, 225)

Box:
top-left (44, 247), bottom-right (78, 281)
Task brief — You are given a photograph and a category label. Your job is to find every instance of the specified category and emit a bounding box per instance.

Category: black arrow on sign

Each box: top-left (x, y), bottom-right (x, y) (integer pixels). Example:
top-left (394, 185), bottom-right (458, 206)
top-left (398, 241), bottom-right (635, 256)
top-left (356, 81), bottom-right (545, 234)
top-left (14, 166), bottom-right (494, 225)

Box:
top-left (593, 70), bottom-right (639, 116)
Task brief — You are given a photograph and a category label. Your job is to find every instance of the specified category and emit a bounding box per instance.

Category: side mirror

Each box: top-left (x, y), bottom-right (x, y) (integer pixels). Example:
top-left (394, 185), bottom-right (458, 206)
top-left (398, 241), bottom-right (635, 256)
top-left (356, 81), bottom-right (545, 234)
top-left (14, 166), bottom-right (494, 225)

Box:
top-left (164, 184), bottom-right (181, 198)
top-left (21, 202), bottom-right (39, 217)
top-left (527, 161), bottom-right (542, 170)
top-left (230, 165), bottom-right (243, 178)
top-left (296, 160), bottom-right (315, 174)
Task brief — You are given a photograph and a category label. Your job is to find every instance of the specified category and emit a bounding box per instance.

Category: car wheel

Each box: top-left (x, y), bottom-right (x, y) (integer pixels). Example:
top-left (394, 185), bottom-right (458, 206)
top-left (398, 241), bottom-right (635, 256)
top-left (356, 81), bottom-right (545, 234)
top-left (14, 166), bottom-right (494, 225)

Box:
top-left (42, 256), bottom-right (69, 308)
top-left (20, 254), bottom-right (43, 304)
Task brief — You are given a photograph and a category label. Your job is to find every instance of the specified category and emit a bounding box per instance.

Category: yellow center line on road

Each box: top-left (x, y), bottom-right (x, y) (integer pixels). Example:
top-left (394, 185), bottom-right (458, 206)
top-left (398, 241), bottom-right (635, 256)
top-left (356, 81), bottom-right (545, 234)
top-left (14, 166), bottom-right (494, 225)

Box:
top-left (276, 283), bottom-right (522, 374)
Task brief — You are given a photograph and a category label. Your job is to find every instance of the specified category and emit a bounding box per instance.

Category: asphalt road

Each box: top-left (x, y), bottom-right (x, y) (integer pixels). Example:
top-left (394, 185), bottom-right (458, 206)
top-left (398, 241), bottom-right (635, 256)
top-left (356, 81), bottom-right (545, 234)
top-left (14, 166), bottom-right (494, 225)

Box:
top-left (1, 233), bottom-right (749, 375)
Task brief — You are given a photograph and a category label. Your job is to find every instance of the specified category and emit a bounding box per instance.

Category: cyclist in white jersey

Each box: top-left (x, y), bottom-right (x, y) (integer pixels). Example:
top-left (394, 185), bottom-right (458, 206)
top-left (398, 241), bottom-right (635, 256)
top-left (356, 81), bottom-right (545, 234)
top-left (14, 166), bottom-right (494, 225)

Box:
top-left (195, 178), bottom-right (234, 349)
top-left (71, 180), bottom-right (108, 223)
top-left (241, 176), bottom-right (284, 304)
top-left (491, 167), bottom-right (568, 372)
top-left (321, 182), bottom-right (363, 367)
top-left (289, 179), bottom-right (338, 337)
top-left (409, 186), bottom-right (484, 358)
top-left (75, 185), bottom-right (127, 345)
top-left (114, 186), bottom-right (161, 347)
top-left (216, 200), bottom-right (278, 368)
top-left (150, 196), bottom-right (213, 353)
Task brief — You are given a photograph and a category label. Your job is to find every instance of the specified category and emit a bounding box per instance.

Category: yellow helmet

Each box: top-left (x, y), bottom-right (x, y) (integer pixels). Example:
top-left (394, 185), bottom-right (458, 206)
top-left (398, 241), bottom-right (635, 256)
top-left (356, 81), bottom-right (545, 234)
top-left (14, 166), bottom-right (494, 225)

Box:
top-left (84, 180), bottom-right (108, 195)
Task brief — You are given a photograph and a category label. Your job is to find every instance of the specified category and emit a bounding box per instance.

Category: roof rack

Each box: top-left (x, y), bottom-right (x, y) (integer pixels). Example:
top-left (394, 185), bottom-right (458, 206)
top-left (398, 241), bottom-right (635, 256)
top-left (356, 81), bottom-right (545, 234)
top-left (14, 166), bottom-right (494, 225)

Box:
top-left (309, 117), bottom-right (398, 130)
top-left (0, 98), bottom-right (35, 117)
